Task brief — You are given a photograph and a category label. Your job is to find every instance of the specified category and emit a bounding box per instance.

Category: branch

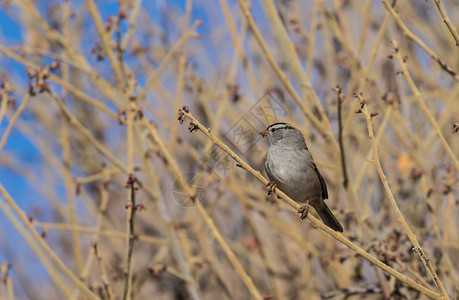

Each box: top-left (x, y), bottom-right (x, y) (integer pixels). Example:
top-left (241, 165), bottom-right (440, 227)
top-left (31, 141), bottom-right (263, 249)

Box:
top-left (356, 92), bottom-right (449, 300)
top-left (94, 243), bottom-right (115, 300)
top-left (122, 174), bottom-right (139, 300)
top-left (178, 106), bottom-right (441, 300)
top-left (432, 0), bottom-right (459, 46)
top-left (334, 86), bottom-right (349, 188)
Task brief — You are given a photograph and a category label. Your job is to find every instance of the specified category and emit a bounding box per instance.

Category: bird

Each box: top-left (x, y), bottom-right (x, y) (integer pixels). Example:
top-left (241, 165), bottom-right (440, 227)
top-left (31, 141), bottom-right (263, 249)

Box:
top-left (260, 122), bottom-right (343, 232)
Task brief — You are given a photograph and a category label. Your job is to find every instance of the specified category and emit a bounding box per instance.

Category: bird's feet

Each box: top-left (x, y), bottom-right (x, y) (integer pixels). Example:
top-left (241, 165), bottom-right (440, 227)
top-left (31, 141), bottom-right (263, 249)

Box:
top-left (266, 181), bottom-right (277, 196)
top-left (298, 200), bottom-right (310, 220)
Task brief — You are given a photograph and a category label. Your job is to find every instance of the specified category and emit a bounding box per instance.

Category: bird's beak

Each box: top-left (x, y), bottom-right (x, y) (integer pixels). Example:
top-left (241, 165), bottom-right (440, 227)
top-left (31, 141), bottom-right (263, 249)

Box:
top-left (259, 130), bottom-right (269, 137)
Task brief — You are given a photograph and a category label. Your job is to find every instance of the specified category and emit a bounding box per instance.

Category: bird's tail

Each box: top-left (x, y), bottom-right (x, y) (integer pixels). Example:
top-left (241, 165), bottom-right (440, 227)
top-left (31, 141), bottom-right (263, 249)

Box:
top-left (316, 202), bottom-right (343, 232)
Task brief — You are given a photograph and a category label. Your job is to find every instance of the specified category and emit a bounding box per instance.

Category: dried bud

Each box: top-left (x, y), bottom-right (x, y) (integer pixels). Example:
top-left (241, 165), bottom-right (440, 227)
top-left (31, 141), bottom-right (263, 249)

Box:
top-left (49, 61), bottom-right (60, 70)
top-left (118, 9), bottom-right (128, 20)
top-left (177, 110), bottom-right (185, 124)
top-left (24, 67), bottom-right (38, 79)
top-left (188, 121), bottom-right (199, 133)
top-left (452, 122), bottom-right (458, 133)
top-left (370, 112), bottom-right (379, 118)
top-left (125, 173), bottom-right (137, 187)
top-left (354, 109), bottom-right (362, 114)
top-left (387, 54), bottom-right (393, 59)
top-left (28, 84), bottom-right (36, 96)
top-left (402, 55), bottom-right (408, 63)
top-left (118, 109), bottom-right (126, 125)
top-left (107, 15), bottom-right (117, 25)
top-left (332, 85), bottom-right (342, 94)
top-left (41, 69), bottom-right (49, 80)
top-left (410, 168), bottom-right (424, 181)
top-left (136, 204), bottom-right (146, 211)
top-left (7, 98), bottom-right (16, 109)
top-left (39, 82), bottom-right (50, 94)
top-left (136, 108), bottom-right (143, 120)
top-left (75, 182), bottom-right (81, 195)
top-left (412, 246), bottom-right (421, 253)
top-left (443, 184), bottom-right (452, 195)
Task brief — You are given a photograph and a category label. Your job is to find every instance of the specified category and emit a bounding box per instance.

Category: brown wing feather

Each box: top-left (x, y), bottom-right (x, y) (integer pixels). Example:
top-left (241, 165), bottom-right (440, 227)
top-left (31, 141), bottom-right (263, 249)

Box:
top-left (312, 163), bottom-right (328, 200)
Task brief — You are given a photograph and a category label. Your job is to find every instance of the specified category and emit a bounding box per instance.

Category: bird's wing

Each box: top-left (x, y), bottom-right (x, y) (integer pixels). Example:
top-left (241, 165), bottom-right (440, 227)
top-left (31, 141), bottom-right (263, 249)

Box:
top-left (264, 153), bottom-right (274, 182)
top-left (264, 152), bottom-right (283, 184)
top-left (312, 163), bottom-right (328, 199)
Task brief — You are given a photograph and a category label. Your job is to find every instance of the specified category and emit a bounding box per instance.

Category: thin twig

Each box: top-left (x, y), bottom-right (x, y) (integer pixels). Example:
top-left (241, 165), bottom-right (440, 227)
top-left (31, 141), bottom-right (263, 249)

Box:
top-left (122, 174), bottom-right (138, 300)
top-left (59, 4), bottom-right (84, 277)
top-left (306, 0), bottom-right (320, 78)
top-left (432, 0), bottom-right (459, 46)
top-left (335, 86), bottom-right (348, 188)
top-left (86, 0), bottom-right (123, 87)
top-left (0, 94), bottom-right (31, 154)
top-left (122, 73), bottom-right (137, 300)
top-left (121, 0), bottom-right (142, 49)
top-left (357, 93), bottom-right (449, 300)
top-left (353, 105), bottom-right (393, 191)
top-left (0, 91), bottom-right (9, 127)
top-left (94, 243), bottom-right (115, 300)
top-left (33, 221), bottom-right (168, 244)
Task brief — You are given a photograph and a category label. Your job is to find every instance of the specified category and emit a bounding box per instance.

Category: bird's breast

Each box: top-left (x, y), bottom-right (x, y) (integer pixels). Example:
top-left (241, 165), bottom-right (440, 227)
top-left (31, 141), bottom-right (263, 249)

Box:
top-left (265, 148), bottom-right (321, 203)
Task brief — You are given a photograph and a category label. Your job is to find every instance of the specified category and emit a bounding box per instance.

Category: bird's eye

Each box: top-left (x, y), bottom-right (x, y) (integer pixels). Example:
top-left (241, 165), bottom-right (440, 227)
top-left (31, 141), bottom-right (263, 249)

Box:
top-left (270, 128), bottom-right (276, 132)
